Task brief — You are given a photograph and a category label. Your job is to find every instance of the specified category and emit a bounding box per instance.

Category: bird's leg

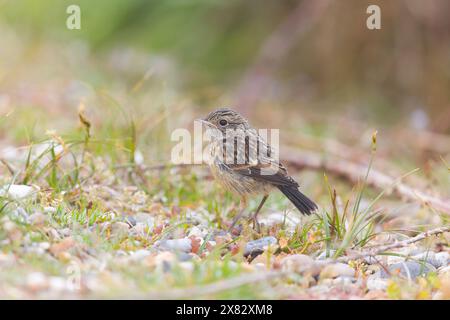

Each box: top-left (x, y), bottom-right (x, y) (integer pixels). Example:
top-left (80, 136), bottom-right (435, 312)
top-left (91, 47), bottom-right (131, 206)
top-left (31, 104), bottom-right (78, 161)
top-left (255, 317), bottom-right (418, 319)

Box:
top-left (251, 195), bottom-right (268, 233)
top-left (228, 196), bottom-right (247, 232)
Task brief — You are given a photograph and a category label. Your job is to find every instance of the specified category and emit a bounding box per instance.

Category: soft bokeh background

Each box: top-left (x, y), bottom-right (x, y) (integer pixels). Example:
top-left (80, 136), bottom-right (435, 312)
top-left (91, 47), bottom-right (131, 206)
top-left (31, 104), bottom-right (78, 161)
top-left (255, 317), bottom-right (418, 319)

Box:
top-left (1, 0), bottom-right (449, 191)
top-left (1, 0), bottom-right (450, 122)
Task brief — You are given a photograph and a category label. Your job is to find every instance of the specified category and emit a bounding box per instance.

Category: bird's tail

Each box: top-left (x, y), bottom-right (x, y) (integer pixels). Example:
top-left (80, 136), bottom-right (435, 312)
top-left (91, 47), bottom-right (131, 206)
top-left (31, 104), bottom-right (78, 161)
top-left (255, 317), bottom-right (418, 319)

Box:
top-left (277, 185), bottom-right (318, 215)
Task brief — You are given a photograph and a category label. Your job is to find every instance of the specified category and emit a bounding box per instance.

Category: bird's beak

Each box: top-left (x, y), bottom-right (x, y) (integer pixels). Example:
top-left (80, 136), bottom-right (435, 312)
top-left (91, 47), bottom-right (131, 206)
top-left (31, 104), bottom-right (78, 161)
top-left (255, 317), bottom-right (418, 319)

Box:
top-left (195, 118), bottom-right (216, 129)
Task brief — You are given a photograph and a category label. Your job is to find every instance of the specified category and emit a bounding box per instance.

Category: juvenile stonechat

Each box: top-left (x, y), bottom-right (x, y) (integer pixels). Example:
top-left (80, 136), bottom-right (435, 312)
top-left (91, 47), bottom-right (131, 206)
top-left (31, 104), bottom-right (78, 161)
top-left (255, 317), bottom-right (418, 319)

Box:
top-left (198, 107), bottom-right (317, 231)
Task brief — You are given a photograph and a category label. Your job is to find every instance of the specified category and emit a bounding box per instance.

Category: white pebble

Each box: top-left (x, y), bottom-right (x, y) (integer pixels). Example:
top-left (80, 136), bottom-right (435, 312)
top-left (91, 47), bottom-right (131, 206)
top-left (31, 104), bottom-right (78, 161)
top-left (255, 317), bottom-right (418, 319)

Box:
top-left (134, 213), bottom-right (155, 229)
top-left (157, 238), bottom-right (192, 253)
top-left (26, 272), bottom-right (48, 291)
top-left (367, 278), bottom-right (388, 291)
top-left (44, 207), bottom-right (57, 214)
top-left (188, 226), bottom-right (205, 238)
top-left (129, 249), bottom-right (152, 261)
top-left (0, 184), bottom-right (39, 200)
top-left (435, 252), bottom-right (449, 268)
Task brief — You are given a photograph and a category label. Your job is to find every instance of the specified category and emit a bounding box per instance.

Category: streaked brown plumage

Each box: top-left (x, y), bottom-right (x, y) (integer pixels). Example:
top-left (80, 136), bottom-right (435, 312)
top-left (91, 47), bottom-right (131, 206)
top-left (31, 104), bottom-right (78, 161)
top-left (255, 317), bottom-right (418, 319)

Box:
top-left (200, 107), bottom-right (318, 231)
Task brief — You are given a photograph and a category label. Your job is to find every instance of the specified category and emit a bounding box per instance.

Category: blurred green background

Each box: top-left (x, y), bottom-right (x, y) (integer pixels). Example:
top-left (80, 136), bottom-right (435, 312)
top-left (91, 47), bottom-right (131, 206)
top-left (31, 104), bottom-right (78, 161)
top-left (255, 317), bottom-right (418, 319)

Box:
top-left (0, 0), bottom-right (449, 132)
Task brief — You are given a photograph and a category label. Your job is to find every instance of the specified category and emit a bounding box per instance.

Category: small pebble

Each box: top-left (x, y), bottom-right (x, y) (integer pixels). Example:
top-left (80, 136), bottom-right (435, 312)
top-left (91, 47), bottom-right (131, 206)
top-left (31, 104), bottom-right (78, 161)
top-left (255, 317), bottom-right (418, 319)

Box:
top-left (179, 261), bottom-right (194, 272)
top-left (12, 207), bottom-right (29, 220)
top-left (3, 221), bottom-right (22, 242)
top-left (280, 254), bottom-right (316, 274)
top-left (110, 222), bottom-right (130, 238)
top-left (435, 252), bottom-right (449, 268)
top-left (367, 278), bottom-right (388, 291)
top-left (48, 277), bottom-right (67, 291)
top-left (129, 249), bottom-right (152, 261)
top-left (387, 255), bottom-right (405, 265)
top-left (188, 226), bottom-right (205, 238)
top-left (156, 238), bottom-right (192, 253)
top-left (26, 272), bottom-right (48, 291)
top-left (44, 207), bottom-right (57, 214)
top-left (123, 216), bottom-right (137, 227)
top-left (0, 184), bottom-right (39, 200)
top-left (364, 255), bottom-right (386, 265)
top-left (148, 251), bottom-right (177, 271)
top-left (412, 251), bottom-right (440, 268)
top-left (29, 212), bottom-right (46, 226)
top-left (50, 237), bottom-right (75, 255)
top-left (59, 228), bottom-right (72, 237)
top-left (438, 265), bottom-right (450, 275)
top-left (380, 261), bottom-right (435, 279)
top-left (39, 242), bottom-right (50, 250)
top-left (177, 252), bottom-right (195, 262)
top-left (244, 236), bottom-right (277, 257)
top-left (331, 276), bottom-right (359, 286)
top-left (130, 223), bottom-right (147, 236)
top-left (134, 213), bottom-right (155, 229)
top-left (320, 263), bottom-right (355, 279)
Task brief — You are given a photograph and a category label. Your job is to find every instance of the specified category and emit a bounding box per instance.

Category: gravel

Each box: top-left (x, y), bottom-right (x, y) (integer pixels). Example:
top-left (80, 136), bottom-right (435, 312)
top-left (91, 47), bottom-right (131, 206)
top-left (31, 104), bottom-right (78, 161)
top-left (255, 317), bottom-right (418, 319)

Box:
top-left (244, 236), bottom-right (278, 257)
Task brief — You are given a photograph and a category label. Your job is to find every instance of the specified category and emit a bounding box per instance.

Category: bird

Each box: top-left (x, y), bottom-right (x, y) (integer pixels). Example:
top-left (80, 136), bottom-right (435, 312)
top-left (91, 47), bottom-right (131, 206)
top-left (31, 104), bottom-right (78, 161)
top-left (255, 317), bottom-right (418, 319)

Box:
top-left (198, 107), bottom-right (318, 232)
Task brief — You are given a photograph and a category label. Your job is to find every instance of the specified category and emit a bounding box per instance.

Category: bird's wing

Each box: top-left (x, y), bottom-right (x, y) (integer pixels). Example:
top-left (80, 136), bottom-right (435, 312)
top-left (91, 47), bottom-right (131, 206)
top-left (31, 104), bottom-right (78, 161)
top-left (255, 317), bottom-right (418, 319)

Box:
top-left (224, 132), bottom-right (299, 187)
top-left (233, 162), bottom-right (299, 187)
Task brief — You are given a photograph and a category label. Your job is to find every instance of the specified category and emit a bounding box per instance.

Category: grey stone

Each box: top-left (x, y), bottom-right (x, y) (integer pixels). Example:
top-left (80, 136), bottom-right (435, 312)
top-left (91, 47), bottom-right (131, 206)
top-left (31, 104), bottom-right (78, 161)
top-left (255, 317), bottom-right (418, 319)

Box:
top-left (411, 252), bottom-right (441, 268)
top-left (435, 252), bottom-right (449, 268)
top-left (44, 207), bottom-right (57, 214)
top-left (188, 226), bottom-right (206, 238)
top-left (244, 236), bottom-right (277, 257)
top-left (157, 238), bottom-right (192, 253)
top-left (380, 261), bottom-right (436, 279)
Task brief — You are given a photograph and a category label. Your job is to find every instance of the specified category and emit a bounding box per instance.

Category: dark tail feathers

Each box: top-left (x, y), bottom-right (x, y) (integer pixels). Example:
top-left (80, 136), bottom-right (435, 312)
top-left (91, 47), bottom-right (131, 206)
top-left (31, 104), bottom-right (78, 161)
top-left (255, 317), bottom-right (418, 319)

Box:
top-left (277, 185), bottom-right (318, 215)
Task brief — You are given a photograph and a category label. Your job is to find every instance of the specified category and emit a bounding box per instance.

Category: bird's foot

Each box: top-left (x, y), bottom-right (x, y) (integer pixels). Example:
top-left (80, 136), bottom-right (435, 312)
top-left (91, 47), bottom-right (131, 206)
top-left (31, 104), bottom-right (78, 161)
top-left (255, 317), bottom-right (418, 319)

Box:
top-left (249, 216), bottom-right (261, 233)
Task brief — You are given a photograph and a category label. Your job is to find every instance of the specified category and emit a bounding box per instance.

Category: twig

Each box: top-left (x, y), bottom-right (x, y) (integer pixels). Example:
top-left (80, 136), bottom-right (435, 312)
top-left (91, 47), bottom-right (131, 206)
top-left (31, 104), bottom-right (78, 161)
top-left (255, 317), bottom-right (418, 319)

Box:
top-left (331, 226), bottom-right (450, 264)
top-left (282, 147), bottom-right (450, 215)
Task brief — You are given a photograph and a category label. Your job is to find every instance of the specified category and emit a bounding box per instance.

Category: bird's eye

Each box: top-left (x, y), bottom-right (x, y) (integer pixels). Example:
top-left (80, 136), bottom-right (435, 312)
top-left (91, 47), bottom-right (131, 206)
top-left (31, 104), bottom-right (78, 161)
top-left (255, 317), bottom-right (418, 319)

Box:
top-left (219, 119), bottom-right (228, 126)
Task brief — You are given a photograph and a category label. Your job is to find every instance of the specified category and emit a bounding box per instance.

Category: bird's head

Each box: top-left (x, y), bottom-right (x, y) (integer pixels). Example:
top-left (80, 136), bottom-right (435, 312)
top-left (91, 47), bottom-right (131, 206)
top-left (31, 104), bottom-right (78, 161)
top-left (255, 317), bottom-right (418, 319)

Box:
top-left (199, 107), bottom-right (250, 133)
